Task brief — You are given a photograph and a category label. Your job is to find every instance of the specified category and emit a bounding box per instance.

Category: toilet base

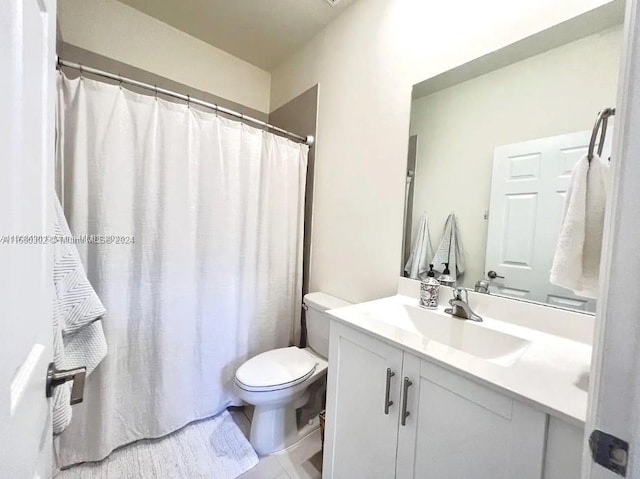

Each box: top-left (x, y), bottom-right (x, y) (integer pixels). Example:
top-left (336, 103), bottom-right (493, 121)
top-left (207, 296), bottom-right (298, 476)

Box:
top-left (234, 348), bottom-right (329, 456)
top-left (250, 390), bottom-right (309, 456)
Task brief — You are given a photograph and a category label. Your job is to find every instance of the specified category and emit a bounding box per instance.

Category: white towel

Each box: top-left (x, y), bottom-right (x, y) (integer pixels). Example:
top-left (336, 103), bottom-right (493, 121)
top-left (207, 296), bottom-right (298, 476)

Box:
top-left (405, 213), bottom-right (434, 280)
top-left (432, 214), bottom-right (466, 280)
top-left (52, 194), bottom-right (107, 434)
top-left (550, 153), bottom-right (609, 298)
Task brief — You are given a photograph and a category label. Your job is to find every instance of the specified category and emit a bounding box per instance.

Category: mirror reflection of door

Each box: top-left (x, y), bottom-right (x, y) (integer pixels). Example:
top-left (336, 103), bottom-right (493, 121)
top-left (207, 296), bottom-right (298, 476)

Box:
top-left (485, 130), bottom-right (612, 313)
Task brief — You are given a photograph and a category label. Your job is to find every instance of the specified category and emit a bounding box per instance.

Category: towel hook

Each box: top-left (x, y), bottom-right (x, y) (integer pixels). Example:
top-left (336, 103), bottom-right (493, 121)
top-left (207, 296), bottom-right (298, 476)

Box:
top-left (588, 107), bottom-right (616, 163)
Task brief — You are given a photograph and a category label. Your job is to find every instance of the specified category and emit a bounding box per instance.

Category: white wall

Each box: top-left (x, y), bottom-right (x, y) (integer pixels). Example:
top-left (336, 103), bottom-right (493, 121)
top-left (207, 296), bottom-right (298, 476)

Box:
top-left (410, 26), bottom-right (622, 289)
top-left (270, 0), bottom-right (615, 303)
top-left (57, 0), bottom-right (271, 113)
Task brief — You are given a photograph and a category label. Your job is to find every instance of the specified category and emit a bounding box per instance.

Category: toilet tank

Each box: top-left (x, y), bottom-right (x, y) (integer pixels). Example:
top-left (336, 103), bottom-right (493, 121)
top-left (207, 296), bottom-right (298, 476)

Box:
top-left (303, 292), bottom-right (351, 358)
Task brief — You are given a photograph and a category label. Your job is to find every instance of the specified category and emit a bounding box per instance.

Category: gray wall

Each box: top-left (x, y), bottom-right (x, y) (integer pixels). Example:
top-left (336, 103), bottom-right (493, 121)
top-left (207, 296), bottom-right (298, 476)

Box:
top-left (269, 85), bottom-right (319, 346)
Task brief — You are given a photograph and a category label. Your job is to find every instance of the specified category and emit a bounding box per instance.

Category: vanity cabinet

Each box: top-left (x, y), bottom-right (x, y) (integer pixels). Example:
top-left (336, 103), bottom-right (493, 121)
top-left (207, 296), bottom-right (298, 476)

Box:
top-left (323, 322), bottom-right (404, 478)
top-left (543, 418), bottom-right (584, 479)
top-left (396, 354), bottom-right (546, 479)
top-left (323, 322), bottom-right (547, 479)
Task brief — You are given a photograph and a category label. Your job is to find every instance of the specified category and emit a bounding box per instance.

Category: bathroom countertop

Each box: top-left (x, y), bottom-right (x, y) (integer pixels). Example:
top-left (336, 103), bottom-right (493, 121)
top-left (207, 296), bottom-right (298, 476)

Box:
top-left (328, 293), bottom-right (592, 427)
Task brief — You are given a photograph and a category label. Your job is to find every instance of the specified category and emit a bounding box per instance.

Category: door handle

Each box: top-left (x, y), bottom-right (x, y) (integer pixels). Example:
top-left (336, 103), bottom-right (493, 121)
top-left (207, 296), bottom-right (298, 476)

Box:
top-left (46, 363), bottom-right (87, 405)
top-left (384, 368), bottom-right (395, 414)
top-left (487, 270), bottom-right (505, 280)
top-left (401, 377), bottom-right (413, 426)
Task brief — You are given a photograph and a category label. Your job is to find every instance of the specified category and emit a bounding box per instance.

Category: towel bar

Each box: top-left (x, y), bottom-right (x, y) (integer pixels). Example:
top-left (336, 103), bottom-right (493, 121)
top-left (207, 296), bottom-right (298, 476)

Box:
top-left (588, 107), bottom-right (616, 163)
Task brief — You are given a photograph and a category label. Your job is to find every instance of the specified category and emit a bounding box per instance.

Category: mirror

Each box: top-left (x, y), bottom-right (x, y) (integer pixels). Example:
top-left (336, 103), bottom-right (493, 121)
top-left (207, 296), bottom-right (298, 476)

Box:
top-left (403, 14), bottom-right (624, 313)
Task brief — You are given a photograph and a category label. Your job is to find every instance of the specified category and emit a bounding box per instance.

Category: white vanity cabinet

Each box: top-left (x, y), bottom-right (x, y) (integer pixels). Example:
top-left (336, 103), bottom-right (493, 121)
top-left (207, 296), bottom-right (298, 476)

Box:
top-left (323, 322), bottom-right (548, 479)
top-left (396, 354), bottom-right (547, 479)
top-left (323, 321), bottom-right (404, 478)
top-left (543, 418), bottom-right (584, 479)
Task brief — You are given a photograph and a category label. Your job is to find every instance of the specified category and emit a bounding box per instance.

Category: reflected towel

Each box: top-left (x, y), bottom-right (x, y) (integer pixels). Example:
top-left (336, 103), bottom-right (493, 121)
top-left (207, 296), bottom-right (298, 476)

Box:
top-left (432, 214), bottom-right (466, 280)
top-left (550, 153), bottom-right (609, 298)
top-left (52, 194), bottom-right (107, 434)
top-left (405, 213), bottom-right (434, 280)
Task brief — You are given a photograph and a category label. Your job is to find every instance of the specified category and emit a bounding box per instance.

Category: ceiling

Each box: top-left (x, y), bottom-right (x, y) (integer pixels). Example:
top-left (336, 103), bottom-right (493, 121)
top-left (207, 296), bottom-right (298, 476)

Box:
top-left (117, 0), bottom-right (356, 70)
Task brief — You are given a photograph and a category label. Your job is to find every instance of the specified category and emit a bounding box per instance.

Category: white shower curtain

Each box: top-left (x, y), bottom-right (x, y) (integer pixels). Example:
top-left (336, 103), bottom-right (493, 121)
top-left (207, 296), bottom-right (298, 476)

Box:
top-left (55, 74), bottom-right (308, 466)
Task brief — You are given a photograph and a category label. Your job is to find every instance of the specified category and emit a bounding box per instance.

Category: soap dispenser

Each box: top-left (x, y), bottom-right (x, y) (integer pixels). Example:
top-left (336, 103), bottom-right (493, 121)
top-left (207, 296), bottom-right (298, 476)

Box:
top-left (419, 264), bottom-right (440, 309)
top-left (438, 263), bottom-right (456, 288)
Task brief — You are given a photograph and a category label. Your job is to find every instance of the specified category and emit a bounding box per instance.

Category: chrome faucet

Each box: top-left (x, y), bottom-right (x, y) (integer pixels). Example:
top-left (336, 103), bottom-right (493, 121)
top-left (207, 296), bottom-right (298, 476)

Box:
top-left (445, 287), bottom-right (483, 322)
top-left (474, 279), bottom-right (490, 294)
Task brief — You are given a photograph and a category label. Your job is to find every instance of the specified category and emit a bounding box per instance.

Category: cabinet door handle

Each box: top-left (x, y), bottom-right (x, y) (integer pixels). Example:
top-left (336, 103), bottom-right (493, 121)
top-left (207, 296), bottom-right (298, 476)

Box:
top-left (401, 377), bottom-right (413, 426)
top-left (384, 368), bottom-right (395, 414)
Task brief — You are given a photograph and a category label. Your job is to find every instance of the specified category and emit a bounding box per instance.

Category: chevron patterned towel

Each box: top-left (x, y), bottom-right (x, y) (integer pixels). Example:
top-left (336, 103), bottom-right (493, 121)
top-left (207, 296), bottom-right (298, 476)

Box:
top-left (52, 194), bottom-right (107, 435)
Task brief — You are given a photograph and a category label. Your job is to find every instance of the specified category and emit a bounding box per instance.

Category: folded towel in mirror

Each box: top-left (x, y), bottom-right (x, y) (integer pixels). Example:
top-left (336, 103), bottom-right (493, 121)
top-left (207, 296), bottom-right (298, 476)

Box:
top-left (432, 213), bottom-right (466, 280)
top-left (550, 153), bottom-right (609, 298)
top-left (405, 213), bottom-right (433, 280)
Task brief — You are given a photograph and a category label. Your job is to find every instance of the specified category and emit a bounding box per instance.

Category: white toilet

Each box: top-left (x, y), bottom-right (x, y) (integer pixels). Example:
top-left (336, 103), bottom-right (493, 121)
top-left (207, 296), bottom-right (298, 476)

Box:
top-left (235, 292), bottom-right (350, 456)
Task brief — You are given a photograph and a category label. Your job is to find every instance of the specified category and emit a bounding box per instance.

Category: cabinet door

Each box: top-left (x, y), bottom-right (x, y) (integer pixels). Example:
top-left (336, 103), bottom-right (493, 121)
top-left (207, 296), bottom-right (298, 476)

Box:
top-left (397, 357), bottom-right (547, 479)
top-left (323, 322), bottom-right (404, 479)
top-left (544, 418), bottom-right (584, 479)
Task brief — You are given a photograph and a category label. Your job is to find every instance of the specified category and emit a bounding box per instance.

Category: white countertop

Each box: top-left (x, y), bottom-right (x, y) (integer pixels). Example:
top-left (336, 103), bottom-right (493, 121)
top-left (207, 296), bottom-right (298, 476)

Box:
top-left (328, 292), bottom-right (592, 427)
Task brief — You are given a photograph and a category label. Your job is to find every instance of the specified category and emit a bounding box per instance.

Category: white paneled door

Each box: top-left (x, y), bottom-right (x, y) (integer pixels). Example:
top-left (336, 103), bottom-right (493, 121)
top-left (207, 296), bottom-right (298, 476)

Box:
top-left (485, 130), bottom-right (612, 312)
top-left (0, 0), bottom-right (56, 477)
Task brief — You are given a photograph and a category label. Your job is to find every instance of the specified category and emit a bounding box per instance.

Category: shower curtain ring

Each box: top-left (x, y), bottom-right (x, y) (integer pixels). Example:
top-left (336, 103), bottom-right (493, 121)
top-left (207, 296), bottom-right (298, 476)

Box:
top-left (79, 64), bottom-right (84, 79)
top-left (118, 74), bottom-right (123, 89)
top-left (187, 94), bottom-right (191, 109)
top-left (154, 85), bottom-right (158, 100)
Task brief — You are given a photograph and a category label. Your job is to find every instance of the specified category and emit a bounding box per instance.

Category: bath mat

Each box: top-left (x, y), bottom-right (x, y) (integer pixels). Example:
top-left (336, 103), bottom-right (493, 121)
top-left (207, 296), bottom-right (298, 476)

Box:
top-left (57, 410), bottom-right (259, 479)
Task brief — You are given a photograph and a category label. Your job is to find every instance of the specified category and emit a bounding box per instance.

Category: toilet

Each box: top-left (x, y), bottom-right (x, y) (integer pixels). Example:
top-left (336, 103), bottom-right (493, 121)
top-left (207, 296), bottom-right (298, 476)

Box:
top-left (235, 292), bottom-right (351, 456)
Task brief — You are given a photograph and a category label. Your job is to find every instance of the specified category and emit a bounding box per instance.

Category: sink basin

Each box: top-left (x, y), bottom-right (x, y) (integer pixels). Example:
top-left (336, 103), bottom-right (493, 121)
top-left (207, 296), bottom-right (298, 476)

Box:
top-left (376, 305), bottom-right (530, 365)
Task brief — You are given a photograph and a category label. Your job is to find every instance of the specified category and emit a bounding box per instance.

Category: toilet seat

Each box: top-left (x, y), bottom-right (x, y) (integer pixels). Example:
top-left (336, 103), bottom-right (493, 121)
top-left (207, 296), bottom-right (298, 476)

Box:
top-left (235, 347), bottom-right (318, 392)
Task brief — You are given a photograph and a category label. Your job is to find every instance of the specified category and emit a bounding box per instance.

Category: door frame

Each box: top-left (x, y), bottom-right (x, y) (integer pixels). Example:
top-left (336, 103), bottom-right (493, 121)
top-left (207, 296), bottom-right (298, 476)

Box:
top-left (583, 0), bottom-right (640, 476)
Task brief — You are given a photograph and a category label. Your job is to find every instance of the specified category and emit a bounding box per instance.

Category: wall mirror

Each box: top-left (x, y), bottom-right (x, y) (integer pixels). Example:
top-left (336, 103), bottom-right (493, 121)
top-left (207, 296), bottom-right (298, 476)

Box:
top-left (402, 4), bottom-right (624, 313)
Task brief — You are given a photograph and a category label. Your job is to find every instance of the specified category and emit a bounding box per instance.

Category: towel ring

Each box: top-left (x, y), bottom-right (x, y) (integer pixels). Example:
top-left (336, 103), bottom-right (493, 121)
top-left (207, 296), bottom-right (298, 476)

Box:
top-left (588, 107), bottom-right (616, 163)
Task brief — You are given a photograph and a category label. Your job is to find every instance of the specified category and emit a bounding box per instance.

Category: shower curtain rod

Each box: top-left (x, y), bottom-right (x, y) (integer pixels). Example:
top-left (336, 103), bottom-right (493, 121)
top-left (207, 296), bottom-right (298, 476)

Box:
top-left (57, 59), bottom-right (314, 146)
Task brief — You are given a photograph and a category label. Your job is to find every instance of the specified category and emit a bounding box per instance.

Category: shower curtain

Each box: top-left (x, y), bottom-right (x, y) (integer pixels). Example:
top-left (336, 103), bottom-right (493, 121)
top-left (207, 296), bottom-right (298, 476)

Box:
top-left (55, 74), bottom-right (308, 466)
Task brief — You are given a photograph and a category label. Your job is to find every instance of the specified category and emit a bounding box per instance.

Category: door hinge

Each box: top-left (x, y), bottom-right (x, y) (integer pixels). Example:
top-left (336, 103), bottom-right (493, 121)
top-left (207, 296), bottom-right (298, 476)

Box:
top-left (589, 429), bottom-right (629, 476)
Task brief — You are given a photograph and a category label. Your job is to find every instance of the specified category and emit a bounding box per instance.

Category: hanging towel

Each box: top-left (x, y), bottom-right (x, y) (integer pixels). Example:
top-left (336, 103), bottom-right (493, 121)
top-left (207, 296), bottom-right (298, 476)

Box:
top-left (52, 194), bottom-right (107, 435)
top-left (550, 153), bottom-right (609, 298)
top-left (432, 214), bottom-right (466, 280)
top-left (404, 213), bottom-right (434, 280)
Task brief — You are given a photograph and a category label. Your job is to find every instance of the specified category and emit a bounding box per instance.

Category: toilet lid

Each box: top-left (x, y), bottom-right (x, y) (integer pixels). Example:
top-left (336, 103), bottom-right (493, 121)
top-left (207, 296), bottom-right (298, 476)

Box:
top-left (235, 347), bottom-right (318, 391)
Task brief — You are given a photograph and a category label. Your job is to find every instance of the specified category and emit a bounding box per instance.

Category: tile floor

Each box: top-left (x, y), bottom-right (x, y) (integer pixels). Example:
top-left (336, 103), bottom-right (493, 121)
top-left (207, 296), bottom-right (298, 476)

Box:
top-left (229, 407), bottom-right (323, 479)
